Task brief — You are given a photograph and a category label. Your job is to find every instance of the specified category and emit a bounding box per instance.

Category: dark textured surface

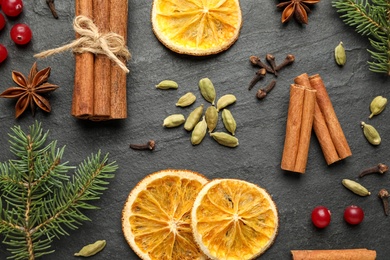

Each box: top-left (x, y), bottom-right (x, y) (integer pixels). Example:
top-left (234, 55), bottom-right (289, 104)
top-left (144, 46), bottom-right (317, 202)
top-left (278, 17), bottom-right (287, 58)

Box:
top-left (0, 1), bottom-right (389, 259)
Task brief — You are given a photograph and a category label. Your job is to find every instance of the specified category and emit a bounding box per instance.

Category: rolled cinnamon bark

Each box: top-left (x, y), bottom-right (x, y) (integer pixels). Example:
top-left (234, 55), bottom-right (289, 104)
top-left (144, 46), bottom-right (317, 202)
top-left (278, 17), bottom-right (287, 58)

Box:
top-left (309, 74), bottom-right (352, 160)
top-left (109, 0), bottom-right (129, 119)
top-left (92, 0), bottom-right (111, 120)
top-left (73, 0), bottom-right (94, 119)
top-left (291, 248), bottom-right (376, 260)
top-left (294, 73), bottom-right (340, 165)
top-left (281, 84), bottom-right (316, 173)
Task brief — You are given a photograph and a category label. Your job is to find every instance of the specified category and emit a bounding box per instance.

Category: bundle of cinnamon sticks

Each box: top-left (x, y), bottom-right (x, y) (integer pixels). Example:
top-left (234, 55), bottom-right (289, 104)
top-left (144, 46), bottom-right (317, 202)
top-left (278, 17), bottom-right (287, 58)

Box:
top-left (73, 0), bottom-right (129, 120)
top-left (281, 73), bottom-right (352, 173)
top-left (291, 248), bottom-right (376, 259)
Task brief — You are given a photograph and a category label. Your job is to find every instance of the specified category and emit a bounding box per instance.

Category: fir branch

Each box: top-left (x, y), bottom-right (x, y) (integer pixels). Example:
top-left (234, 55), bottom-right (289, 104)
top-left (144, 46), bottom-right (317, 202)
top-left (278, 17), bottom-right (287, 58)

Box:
top-left (0, 122), bottom-right (118, 259)
top-left (332, 0), bottom-right (390, 75)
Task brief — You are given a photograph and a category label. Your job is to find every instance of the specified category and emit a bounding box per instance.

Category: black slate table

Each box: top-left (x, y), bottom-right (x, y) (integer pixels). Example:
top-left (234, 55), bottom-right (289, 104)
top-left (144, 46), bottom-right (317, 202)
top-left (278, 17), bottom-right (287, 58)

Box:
top-left (0, 1), bottom-right (389, 259)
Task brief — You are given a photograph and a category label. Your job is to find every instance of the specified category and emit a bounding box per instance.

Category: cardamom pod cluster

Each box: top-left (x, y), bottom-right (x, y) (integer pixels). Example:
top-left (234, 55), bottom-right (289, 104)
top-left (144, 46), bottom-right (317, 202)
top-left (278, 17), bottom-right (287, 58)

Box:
top-left (158, 78), bottom-right (239, 147)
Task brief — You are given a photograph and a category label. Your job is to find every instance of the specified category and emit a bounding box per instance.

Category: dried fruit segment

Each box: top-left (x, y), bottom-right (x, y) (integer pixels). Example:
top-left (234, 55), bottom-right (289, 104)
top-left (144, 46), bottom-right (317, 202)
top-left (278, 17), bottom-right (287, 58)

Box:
top-left (122, 169), bottom-right (209, 260)
top-left (191, 179), bottom-right (278, 260)
top-left (151, 0), bottom-right (242, 56)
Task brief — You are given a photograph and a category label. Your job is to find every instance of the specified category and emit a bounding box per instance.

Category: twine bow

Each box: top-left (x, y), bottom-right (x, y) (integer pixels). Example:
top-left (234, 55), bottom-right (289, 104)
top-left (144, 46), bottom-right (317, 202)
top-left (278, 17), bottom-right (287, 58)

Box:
top-left (34, 15), bottom-right (131, 73)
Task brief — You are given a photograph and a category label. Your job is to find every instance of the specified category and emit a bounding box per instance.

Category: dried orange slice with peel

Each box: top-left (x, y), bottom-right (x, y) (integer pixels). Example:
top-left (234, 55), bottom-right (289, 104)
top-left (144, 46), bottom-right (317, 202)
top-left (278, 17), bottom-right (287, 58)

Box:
top-left (151, 0), bottom-right (243, 56)
top-left (122, 169), bottom-right (209, 260)
top-left (191, 179), bottom-right (279, 260)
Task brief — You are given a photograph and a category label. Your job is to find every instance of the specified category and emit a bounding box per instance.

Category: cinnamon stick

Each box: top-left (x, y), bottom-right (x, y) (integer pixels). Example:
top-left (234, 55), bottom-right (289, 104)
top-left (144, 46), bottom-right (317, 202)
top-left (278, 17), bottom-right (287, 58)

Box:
top-left (291, 248), bottom-right (376, 260)
top-left (309, 74), bottom-right (352, 160)
top-left (92, 0), bottom-right (111, 120)
top-left (281, 84), bottom-right (316, 173)
top-left (109, 0), bottom-right (129, 119)
top-left (73, 0), bottom-right (94, 119)
top-left (294, 73), bottom-right (340, 165)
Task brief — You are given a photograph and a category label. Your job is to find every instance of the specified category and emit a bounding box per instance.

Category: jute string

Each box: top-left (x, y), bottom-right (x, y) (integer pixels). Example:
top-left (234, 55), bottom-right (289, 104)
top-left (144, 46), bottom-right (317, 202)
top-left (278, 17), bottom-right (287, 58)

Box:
top-left (34, 15), bottom-right (131, 73)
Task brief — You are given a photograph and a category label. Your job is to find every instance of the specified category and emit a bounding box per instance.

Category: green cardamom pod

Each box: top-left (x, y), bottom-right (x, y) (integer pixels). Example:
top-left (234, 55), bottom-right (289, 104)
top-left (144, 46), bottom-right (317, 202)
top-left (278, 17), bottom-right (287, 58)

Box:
top-left (335, 41), bottom-right (346, 66)
top-left (191, 116), bottom-right (207, 145)
top-left (361, 121), bottom-right (381, 145)
top-left (156, 80), bottom-right (178, 90)
top-left (205, 106), bottom-right (218, 133)
top-left (369, 96), bottom-right (387, 118)
top-left (163, 114), bottom-right (185, 128)
top-left (74, 240), bottom-right (106, 257)
top-left (210, 132), bottom-right (239, 148)
top-left (184, 104), bottom-right (204, 131)
top-left (342, 179), bottom-right (371, 196)
top-left (199, 78), bottom-right (216, 105)
top-left (216, 94), bottom-right (236, 112)
top-left (222, 109), bottom-right (237, 135)
top-left (176, 92), bottom-right (197, 107)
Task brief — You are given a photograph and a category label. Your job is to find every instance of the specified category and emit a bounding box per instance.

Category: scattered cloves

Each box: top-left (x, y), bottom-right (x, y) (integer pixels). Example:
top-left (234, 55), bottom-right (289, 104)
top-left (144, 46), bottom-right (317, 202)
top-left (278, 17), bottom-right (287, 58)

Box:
top-left (359, 163), bottom-right (388, 178)
top-left (275, 54), bottom-right (295, 71)
top-left (248, 68), bottom-right (266, 90)
top-left (266, 54), bottom-right (278, 76)
top-left (46, 0), bottom-right (59, 19)
top-left (378, 188), bottom-right (389, 216)
top-left (256, 80), bottom-right (277, 100)
top-left (249, 56), bottom-right (275, 74)
top-left (129, 140), bottom-right (155, 151)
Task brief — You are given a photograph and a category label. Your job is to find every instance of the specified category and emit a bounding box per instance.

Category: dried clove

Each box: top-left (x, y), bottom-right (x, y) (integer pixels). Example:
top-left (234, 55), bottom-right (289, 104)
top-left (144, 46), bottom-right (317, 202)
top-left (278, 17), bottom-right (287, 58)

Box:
top-left (256, 80), bottom-right (276, 100)
top-left (378, 189), bottom-right (389, 216)
top-left (46, 0), bottom-right (58, 19)
top-left (248, 68), bottom-right (266, 90)
top-left (129, 140), bottom-right (155, 151)
top-left (359, 163), bottom-right (388, 178)
top-left (249, 56), bottom-right (275, 74)
top-left (275, 54), bottom-right (295, 71)
top-left (266, 54), bottom-right (278, 76)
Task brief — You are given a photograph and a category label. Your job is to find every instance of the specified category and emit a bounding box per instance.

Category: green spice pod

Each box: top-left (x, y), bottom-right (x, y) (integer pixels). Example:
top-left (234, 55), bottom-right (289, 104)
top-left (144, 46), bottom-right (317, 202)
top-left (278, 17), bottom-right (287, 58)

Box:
top-left (184, 104), bottom-right (204, 131)
top-left (216, 94), bottom-right (236, 112)
top-left (210, 132), bottom-right (239, 147)
top-left (74, 240), bottom-right (106, 257)
top-left (369, 96), bottom-right (387, 118)
top-left (199, 78), bottom-right (216, 105)
top-left (335, 41), bottom-right (346, 66)
top-left (361, 121), bottom-right (381, 145)
top-left (163, 114), bottom-right (185, 128)
top-left (156, 80), bottom-right (178, 90)
top-left (191, 116), bottom-right (207, 145)
top-left (176, 92), bottom-right (197, 107)
top-left (205, 105), bottom-right (218, 133)
top-left (342, 179), bottom-right (371, 196)
top-left (222, 109), bottom-right (237, 135)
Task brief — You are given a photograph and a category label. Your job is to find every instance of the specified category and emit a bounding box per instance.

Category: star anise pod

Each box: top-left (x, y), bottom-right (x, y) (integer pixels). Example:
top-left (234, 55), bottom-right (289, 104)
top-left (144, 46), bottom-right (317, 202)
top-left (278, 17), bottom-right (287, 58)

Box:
top-left (0, 62), bottom-right (59, 118)
top-left (277, 0), bottom-right (320, 24)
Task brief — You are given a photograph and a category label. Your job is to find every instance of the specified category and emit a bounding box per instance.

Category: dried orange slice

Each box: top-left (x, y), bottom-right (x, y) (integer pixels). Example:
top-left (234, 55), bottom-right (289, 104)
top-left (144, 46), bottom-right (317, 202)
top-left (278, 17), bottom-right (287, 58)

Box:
top-left (122, 169), bottom-right (209, 260)
top-left (191, 179), bottom-right (279, 260)
top-left (151, 0), bottom-right (242, 56)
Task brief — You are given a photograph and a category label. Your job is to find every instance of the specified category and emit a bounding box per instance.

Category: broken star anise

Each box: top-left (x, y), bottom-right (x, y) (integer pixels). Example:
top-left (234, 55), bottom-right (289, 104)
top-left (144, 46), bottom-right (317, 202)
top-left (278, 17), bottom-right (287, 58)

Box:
top-left (0, 62), bottom-right (59, 118)
top-left (277, 0), bottom-right (320, 24)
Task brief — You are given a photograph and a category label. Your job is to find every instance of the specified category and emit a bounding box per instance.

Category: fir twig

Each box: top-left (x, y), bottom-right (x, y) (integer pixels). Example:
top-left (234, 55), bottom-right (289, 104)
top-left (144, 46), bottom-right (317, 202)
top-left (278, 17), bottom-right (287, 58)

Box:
top-left (332, 0), bottom-right (390, 75)
top-left (0, 121), bottom-right (118, 259)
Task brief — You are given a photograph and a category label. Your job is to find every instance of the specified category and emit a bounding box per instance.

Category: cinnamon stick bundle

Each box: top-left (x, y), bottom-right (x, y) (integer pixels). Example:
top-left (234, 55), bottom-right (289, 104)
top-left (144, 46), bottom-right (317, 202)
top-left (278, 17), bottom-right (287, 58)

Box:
top-left (281, 84), bottom-right (317, 173)
top-left (72, 0), bottom-right (129, 120)
top-left (294, 73), bottom-right (351, 165)
top-left (291, 248), bottom-right (376, 260)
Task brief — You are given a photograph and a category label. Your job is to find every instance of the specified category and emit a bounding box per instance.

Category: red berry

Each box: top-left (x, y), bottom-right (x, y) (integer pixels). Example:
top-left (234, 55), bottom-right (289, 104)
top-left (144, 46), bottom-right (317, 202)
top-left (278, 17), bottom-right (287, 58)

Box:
top-left (344, 205), bottom-right (364, 225)
top-left (10, 23), bottom-right (32, 45)
top-left (311, 206), bottom-right (331, 228)
top-left (0, 44), bottom-right (8, 63)
top-left (2, 0), bottom-right (23, 17)
top-left (0, 13), bottom-right (6, 30)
